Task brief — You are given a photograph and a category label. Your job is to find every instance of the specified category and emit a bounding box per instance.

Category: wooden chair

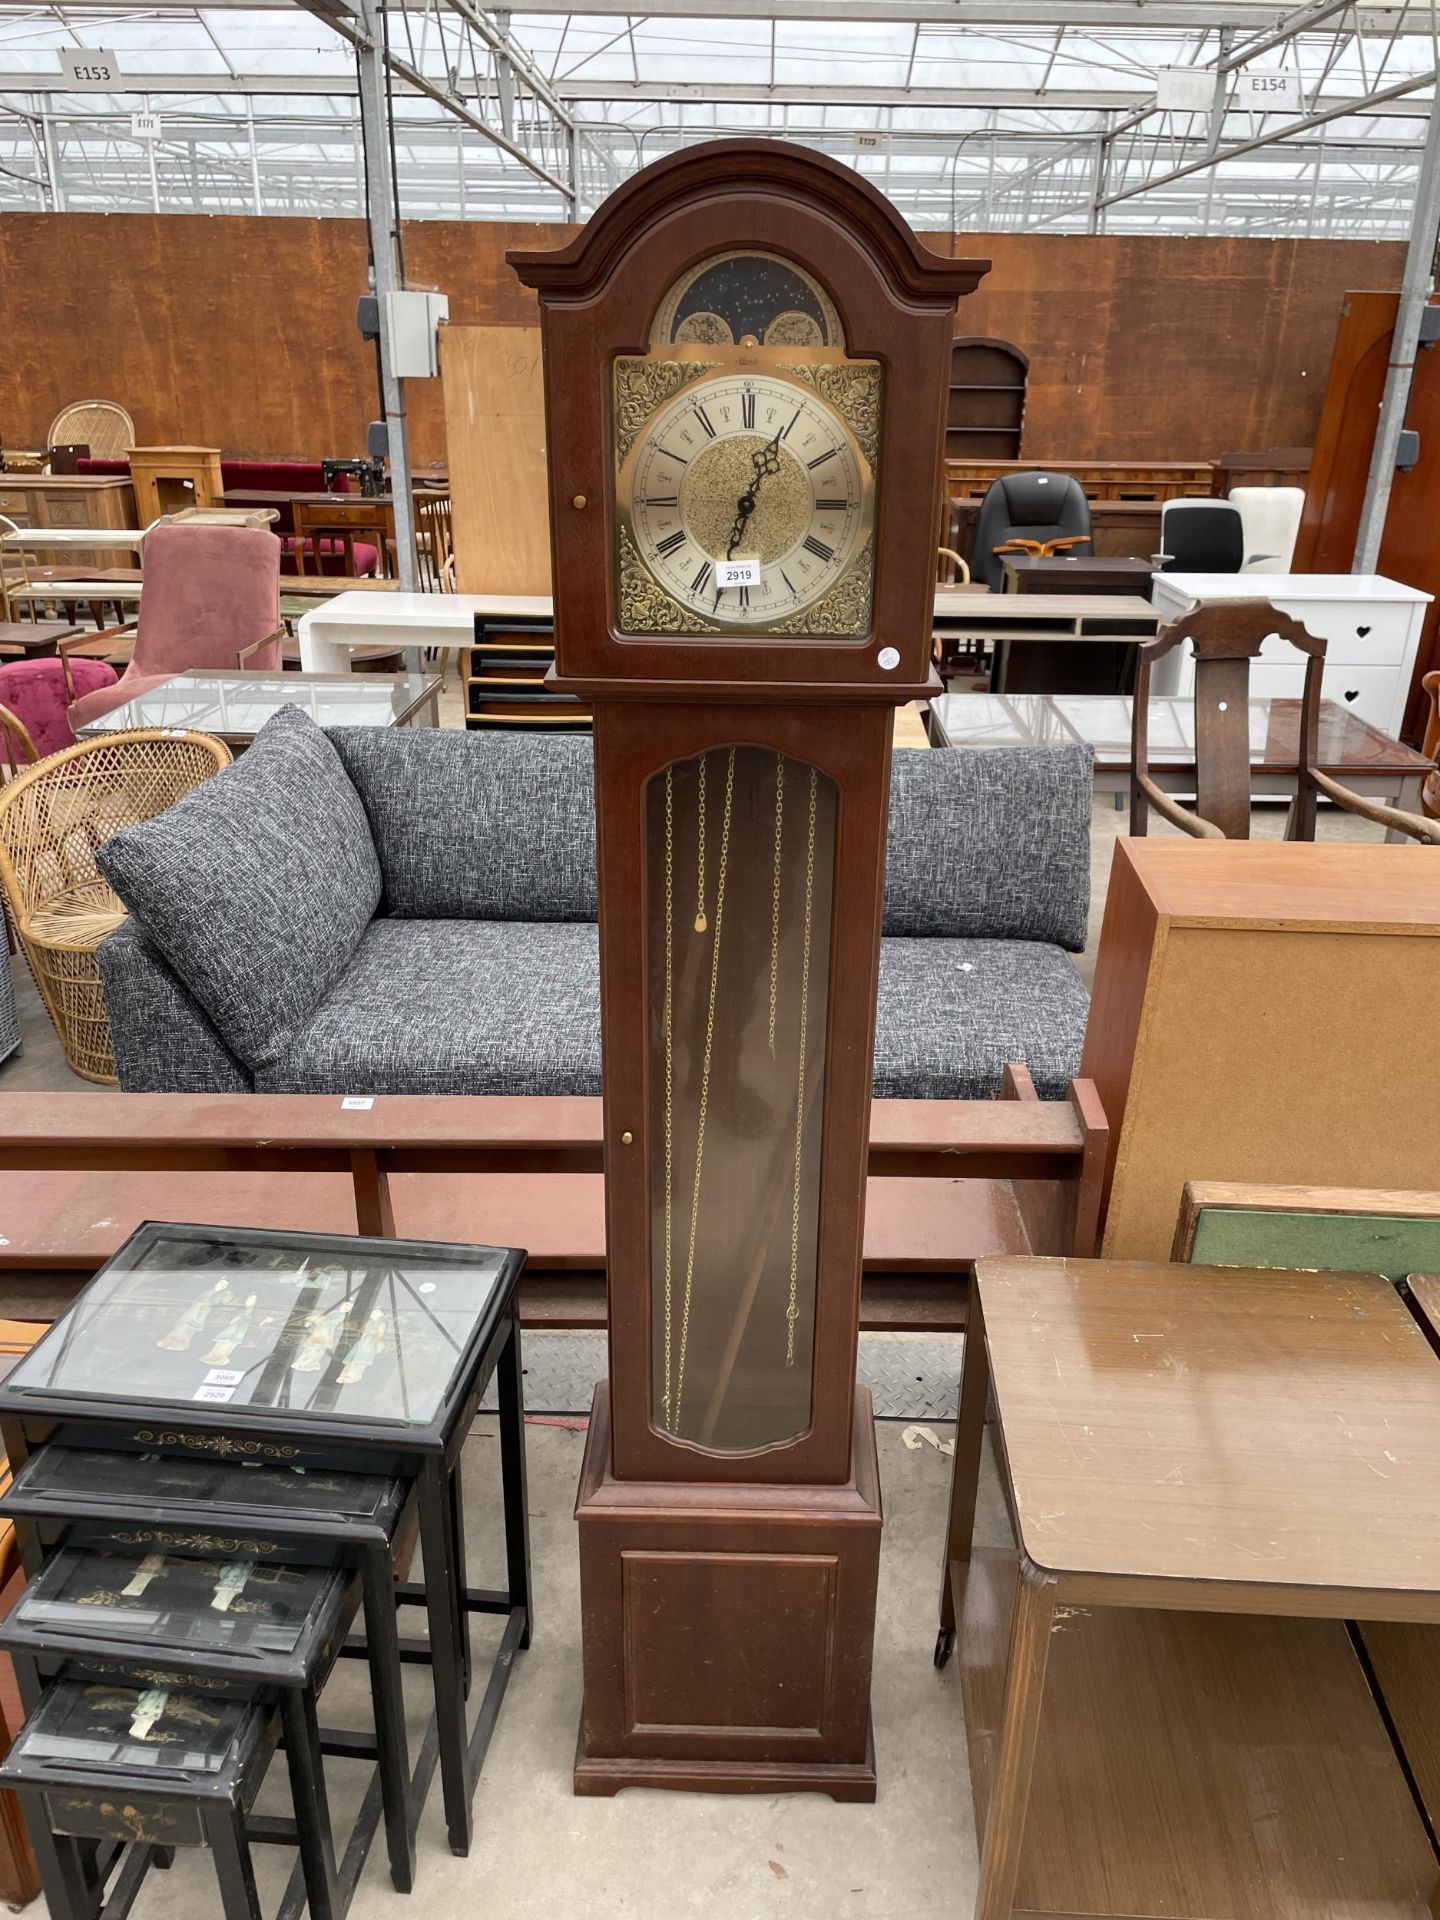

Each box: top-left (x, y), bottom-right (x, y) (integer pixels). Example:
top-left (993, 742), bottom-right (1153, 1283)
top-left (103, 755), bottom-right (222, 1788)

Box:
top-left (1421, 668), bottom-right (1439, 820)
top-left (414, 490), bottom-right (456, 592)
top-left (0, 729), bottom-right (232, 1082)
top-left (1131, 599), bottom-right (1440, 844)
top-left (44, 400), bottom-right (134, 463)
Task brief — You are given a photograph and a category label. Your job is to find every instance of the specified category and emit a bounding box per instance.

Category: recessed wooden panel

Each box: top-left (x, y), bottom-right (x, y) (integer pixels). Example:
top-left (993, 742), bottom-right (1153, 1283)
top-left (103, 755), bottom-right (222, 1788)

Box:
top-left (621, 1550), bottom-right (836, 1737)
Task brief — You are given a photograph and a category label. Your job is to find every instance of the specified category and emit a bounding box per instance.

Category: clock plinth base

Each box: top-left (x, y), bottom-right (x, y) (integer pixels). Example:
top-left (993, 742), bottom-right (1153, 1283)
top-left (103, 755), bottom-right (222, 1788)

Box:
top-left (573, 1716), bottom-right (878, 1802)
top-left (572, 1383), bottom-right (882, 1801)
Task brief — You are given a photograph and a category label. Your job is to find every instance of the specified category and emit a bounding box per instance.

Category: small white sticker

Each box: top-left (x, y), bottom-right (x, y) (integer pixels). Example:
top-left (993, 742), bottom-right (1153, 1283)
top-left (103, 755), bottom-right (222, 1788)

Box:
top-left (716, 557), bottom-right (761, 589)
top-left (418, 1283), bottom-right (437, 1294)
top-left (204, 1368), bottom-right (243, 1387)
top-left (877, 646), bottom-right (900, 671)
top-left (192, 1384), bottom-right (235, 1403)
top-left (341, 1096), bottom-right (375, 1110)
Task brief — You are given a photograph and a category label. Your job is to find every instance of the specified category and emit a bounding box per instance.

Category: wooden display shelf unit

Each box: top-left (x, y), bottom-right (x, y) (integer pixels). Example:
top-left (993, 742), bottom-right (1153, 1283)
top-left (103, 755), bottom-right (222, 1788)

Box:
top-left (127, 446), bottom-right (224, 523)
top-left (944, 458), bottom-right (1217, 507)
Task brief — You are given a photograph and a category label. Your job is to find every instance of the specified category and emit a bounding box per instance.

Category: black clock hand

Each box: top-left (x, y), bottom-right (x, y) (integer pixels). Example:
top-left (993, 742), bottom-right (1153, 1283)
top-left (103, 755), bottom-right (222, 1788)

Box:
top-left (725, 427), bottom-right (785, 561)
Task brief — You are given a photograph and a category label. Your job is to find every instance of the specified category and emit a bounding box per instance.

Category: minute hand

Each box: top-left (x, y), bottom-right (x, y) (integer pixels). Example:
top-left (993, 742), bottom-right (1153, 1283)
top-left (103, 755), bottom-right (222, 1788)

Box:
top-left (725, 427), bottom-right (785, 560)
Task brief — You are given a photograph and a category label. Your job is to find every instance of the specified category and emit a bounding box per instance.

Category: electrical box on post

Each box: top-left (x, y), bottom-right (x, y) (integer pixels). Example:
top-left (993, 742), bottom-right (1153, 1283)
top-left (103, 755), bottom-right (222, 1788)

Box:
top-left (382, 290), bottom-right (450, 378)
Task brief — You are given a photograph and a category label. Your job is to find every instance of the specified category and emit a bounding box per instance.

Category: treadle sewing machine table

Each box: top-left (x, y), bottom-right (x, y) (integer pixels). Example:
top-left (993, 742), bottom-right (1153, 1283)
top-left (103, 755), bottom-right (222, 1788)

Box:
top-left (945, 1254), bottom-right (1440, 1920)
top-left (0, 1221), bottom-right (531, 1882)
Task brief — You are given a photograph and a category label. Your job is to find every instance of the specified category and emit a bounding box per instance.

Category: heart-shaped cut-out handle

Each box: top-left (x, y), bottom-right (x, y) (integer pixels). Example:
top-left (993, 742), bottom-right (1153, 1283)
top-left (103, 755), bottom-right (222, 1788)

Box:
top-left (1344, 689), bottom-right (1360, 702)
top-left (1356, 624), bottom-right (1372, 637)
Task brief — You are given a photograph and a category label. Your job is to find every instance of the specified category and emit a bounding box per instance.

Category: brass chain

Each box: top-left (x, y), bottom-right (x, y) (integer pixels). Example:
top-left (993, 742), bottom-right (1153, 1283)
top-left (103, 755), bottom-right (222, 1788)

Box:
top-left (694, 752), bottom-right (708, 933)
top-left (768, 753), bottom-right (784, 1058)
top-left (785, 766), bottom-right (818, 1368)
top-left (661, 764), bottom-right (675, 1431)
top-left (673, 745), bottom-right (735, 1432)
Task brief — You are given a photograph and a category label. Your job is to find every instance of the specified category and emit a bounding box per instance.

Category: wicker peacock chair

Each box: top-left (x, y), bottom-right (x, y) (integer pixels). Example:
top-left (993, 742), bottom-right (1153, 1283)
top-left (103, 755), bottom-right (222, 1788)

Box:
top-left (0, 729), bottom-right (231, 1082)
top-left (45, 400), bottom-right (136, 462)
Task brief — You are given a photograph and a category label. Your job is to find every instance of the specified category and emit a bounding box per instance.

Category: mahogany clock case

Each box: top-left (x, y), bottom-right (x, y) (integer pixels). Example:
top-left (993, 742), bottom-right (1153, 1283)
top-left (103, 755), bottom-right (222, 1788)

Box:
top-left (509, 139), bottom-right (989, 698)
top-left (512, 142), bottom-right (981, 1800)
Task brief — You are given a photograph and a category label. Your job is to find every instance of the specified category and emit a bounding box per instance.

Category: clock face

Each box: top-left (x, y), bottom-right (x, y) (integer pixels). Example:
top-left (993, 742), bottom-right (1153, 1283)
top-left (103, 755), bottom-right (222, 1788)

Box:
top-left (619, 370), bottom-right (873, 631)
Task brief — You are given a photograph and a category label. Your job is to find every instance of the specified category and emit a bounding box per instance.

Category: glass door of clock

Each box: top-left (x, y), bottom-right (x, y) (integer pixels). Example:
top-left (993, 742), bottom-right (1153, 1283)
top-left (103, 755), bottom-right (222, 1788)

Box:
top-left (645, 745), bottom-right (836, 1452)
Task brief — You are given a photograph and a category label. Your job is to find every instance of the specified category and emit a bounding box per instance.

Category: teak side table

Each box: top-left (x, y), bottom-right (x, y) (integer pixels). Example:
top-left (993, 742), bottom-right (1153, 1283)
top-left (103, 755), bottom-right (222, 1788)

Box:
top-left (944, 1254), bottom-right (1440, 1920)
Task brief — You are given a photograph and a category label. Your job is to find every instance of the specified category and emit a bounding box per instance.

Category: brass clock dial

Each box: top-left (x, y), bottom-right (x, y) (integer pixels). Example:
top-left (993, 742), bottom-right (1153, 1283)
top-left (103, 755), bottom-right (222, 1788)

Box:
top-left (618, 369), bottom-right (874, 631)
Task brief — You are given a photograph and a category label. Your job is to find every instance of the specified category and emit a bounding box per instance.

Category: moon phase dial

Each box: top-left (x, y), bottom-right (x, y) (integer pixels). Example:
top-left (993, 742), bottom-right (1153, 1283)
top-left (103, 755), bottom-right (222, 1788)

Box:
top-left (620, 371), bottom-right (873, 632)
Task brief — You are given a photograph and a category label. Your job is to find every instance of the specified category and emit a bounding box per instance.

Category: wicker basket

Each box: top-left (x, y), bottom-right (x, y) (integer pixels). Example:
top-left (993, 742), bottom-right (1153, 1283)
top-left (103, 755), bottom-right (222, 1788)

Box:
top-left (0, 730), bottom-right (232, 1083)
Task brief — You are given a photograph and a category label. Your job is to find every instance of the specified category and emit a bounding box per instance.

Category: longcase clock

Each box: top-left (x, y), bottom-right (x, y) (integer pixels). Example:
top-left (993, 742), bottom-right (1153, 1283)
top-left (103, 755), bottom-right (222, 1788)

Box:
top-left (510, 140), bottom-right (987, 1800)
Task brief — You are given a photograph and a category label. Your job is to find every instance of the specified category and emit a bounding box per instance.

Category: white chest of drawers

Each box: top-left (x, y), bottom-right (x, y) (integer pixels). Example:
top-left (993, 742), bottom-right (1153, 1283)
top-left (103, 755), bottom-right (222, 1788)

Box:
top-left (1148, 572), bottom-right (1430, 738)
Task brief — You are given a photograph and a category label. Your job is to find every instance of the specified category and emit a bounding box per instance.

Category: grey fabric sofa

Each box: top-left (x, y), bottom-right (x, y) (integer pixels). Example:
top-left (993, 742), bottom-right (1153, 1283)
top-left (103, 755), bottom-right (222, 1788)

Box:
top-left (96, 707), bottom-right (1092, 1101)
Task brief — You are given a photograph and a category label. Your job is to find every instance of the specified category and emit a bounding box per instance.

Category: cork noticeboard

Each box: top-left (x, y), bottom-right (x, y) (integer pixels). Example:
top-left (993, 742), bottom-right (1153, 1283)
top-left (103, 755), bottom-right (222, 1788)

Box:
top-left (1101, 922), bottom-right (1440, 1262)
top-left (439, 324), bottom-right (552, 595)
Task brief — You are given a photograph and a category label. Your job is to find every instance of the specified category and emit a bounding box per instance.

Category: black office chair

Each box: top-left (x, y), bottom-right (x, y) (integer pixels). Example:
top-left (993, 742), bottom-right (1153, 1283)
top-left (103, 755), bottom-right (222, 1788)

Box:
top-left (1156, 499), bottom-right (1246, 573)
top-left (971, 471), bottom-right (1093, 591)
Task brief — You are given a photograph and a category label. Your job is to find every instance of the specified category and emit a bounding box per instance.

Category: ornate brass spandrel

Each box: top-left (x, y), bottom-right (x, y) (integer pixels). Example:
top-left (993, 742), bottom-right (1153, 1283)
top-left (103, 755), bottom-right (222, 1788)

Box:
top-left (771, 542), bottom-right (873, 636)
top-left (613, 357), bottom-right (714, 466)
top-left (617, 522), bottom-right (722, 637)
top-left (778, 360), bottom-right (882, 469)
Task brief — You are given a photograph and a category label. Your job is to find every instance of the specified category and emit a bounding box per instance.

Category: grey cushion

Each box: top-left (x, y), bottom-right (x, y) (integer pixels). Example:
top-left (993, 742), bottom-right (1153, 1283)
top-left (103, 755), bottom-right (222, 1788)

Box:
top-left (96, 705), bottom-right (380, 1071)
top-left (884, 744), bottom-right (1092, 950)
top-left (873, 936), bottom-right (1089, 1100)
top-left (329, 728), bottom-right (596, 923)
top-left (255, 918), bottom-right (601, 1096)
top-left (99, 921), bottom-right (253, 1092)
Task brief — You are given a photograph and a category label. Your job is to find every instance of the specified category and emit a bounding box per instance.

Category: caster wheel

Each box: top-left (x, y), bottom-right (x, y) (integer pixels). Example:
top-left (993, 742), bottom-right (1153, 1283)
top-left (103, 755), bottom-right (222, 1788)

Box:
top-left (934, 1626), bottom-right (955, 1670)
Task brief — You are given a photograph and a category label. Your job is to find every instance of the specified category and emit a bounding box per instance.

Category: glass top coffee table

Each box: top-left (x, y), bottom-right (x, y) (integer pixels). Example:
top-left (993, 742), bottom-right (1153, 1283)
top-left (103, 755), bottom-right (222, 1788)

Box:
top-left (75, 669), bottom-right (441, 747)
top-left (929, 692), bottom-right (1433, 840)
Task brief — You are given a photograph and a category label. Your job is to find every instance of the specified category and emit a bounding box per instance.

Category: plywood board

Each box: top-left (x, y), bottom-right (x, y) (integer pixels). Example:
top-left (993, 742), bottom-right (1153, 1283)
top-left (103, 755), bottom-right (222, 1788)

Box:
top-left (439, 323), bottom-right (552, 595)
top-left (1102, 923), bottom-right (1440, 1260)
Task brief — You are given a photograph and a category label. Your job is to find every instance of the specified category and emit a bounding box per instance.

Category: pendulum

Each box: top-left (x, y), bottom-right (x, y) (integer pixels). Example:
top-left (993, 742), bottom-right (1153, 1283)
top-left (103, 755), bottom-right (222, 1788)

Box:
top-left (156, 1280), bottom-right (229, 1353)
top-left (338, 1309), bottom-right (387, 1384)
top-left (128, 1688), bottom-right (169, 1741)
top-left (672, 746), bottom-right (736, 1433)
top-left (211, 1562), bottom-right (253, 1614)
top-left (121, 1554), bottom-right (166, 1599)
top-left (784, 767), bottom-right (819, 1369)
top-left (199, 1293), bottom-right (258, 1367)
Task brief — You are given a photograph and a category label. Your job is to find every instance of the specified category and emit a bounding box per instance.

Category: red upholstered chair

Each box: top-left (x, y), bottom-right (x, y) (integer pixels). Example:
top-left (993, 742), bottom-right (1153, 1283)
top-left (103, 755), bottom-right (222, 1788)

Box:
top-left (75, 457), bottom-right (131, 478)
top-left (66, 522), bottom-right (283, 730)
top-left (0, 657), bottom-right (120, 761)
